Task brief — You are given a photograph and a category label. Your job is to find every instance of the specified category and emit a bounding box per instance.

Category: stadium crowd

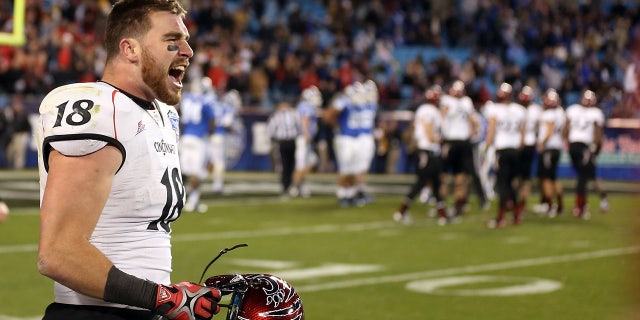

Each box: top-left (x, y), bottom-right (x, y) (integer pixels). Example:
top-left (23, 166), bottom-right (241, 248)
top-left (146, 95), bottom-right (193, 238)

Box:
top-left (0, 0), bottom-right (639, 169)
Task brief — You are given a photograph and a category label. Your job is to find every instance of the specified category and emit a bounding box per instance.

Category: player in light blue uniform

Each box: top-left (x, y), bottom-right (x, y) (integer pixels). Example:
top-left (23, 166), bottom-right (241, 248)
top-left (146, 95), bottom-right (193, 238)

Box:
top-left (324, 82), bottom-right (365, 207)
top-left (179, 77), bottom-right (216, 212)
top-left (209, 89), bottom-right (241, 193)
top-left (291, 86), bottom-right (323, 197)
top-left (354, 80), bottom-right (378, 205)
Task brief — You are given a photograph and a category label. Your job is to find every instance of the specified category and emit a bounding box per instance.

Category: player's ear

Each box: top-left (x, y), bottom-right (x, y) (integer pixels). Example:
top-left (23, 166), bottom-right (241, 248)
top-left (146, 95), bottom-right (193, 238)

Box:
top-left (120, 38), bottom-right (141, 63)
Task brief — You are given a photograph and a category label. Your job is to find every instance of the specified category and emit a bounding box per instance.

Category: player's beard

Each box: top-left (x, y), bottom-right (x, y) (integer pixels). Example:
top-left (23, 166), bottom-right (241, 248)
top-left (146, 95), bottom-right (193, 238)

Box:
top-left (141, 48), bottom-right (181, 106)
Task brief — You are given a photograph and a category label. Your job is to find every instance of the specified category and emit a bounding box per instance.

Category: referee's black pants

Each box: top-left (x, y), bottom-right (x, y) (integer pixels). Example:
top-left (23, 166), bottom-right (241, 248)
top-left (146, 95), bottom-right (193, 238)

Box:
top-left (278, 139), bottom-right (296, 193)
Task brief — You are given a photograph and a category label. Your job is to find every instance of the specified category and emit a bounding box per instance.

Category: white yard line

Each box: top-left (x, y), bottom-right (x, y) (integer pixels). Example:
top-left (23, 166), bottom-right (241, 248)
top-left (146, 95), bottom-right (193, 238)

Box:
top-left (296, 246), bottom-right (640, 292)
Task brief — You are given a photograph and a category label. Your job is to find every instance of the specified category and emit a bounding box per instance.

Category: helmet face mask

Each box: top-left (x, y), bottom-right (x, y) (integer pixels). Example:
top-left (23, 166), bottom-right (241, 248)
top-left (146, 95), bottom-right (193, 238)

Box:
top-left (206, 273), bottom-right (304, 320)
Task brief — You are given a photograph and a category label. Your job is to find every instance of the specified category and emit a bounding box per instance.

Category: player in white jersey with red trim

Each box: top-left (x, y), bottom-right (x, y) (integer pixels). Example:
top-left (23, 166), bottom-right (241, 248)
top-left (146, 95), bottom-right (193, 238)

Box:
top-left (483, 83), bottom-right (527, 228)
top-left (440, 80), bottom-right (479, 217)
top-left (565, 89), bottom-right (607, 219)
top-left (393, 85), bottom-right (448, 225)
top-left (291, 85), bottom-right (322, 197)
top-left (535, 89), bottom-right (567, 217)
top-left (35, 1), bottom-right (220, 319)
top-left (516, 85), bottom-right (542, 216)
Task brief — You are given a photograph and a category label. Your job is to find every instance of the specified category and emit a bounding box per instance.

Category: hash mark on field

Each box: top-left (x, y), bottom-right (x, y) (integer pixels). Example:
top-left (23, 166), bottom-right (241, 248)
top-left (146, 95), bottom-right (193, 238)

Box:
top-left (296, 246), bottom-right (640, 292)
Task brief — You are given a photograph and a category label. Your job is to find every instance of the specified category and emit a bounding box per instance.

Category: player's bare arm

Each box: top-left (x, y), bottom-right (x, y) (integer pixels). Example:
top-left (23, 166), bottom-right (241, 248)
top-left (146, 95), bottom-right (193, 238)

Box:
top-left (38, 145), bottom-right (122, 299)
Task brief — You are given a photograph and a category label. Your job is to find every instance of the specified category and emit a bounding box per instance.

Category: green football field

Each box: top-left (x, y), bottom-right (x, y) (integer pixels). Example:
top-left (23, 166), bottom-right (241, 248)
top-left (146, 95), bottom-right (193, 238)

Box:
top-left (0, 171), bottom-right (639, 320)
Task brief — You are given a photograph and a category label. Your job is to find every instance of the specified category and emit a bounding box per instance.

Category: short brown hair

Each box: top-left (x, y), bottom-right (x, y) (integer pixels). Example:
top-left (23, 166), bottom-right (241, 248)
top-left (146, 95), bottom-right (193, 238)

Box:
top-left (104, 0), bottom-right (187, 63)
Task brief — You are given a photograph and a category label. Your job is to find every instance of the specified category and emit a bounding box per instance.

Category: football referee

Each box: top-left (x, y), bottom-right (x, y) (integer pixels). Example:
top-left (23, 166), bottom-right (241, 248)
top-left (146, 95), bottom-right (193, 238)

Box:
top-left (268, 101), bottom-right (302, 196)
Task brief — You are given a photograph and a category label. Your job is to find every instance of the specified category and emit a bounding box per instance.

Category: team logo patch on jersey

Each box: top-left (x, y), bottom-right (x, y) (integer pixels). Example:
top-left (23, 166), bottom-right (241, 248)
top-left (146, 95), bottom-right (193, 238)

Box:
top-left (136, 120), bottom-right (146, 135)
top-left (167, 109), bottom-right (180, 133)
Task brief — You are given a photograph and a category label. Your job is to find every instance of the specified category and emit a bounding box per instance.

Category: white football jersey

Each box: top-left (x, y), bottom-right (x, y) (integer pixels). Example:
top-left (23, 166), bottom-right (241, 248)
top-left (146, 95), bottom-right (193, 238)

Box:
top-left (484, 101), bottom-right (526, 150)
top-left (440, 94), bottom-right (475, 140)
top-left (37, 82), bottom-right (184, 307)
top-left (537, 107), bottom-right (566, 150)
top-left (566, 103), bottom-right (605, 144)
top-left (413, 102), bottom-right (442, 152)
top-left (523, 102), bottom-right (543, 146)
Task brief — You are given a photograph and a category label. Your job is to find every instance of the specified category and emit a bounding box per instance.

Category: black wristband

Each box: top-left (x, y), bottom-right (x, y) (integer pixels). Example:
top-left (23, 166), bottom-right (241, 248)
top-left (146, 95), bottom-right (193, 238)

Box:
top-left (103, 265), bottom-right (158, 310)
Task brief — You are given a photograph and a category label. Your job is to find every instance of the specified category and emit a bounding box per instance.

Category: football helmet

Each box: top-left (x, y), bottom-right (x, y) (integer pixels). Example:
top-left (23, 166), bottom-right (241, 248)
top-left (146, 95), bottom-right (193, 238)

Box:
top-left (301, 85), bottom-right (322, 108)
top-left (347, 81), bottom-right (367, 106)
top-left (449, 80), bottom-right (465, 97)
top-left (363, 79), bottom-right (379, 104)
top-left (205, 273), bottom-right (304, 320)
top-left (496, 82), bottom-right (512, 100)
top-left (519, 85), bottom-right (533, 104)
top-left (581, 89), bottom-right (597, 107)
top-left (543, 88), bottom-right (560, 109)
top-left (424, 85), bottom-right (442, 103)
top-left (223, 89), bottom-right (242, 110)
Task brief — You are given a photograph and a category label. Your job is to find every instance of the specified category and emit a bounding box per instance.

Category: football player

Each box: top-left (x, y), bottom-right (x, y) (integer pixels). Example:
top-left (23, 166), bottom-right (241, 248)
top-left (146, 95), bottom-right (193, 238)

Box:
top-left (439, 80), bottom-right (480, 217)
top-left (483, 83), bottom-right (527, 228)
top-left (393, 85), bottom-right (447, 225)
top-left (324, 82), bottom-right (363, 207)
top-left (179, 77), bottom-right (216, 212)
top-left (291, 85), bottom-right (322, 197)
top-left (516, 85), bottom-right (543, 216)
top-left (534, 89), bottom-right (567, 217)
top-left (36, 1), bottom-right (221, 319)
top-left (565, 89), bottom-right (607, 219)
top-left (354, 79), bottom-right (379, 205)
top-left (209, 89), bottom-right (241, 194)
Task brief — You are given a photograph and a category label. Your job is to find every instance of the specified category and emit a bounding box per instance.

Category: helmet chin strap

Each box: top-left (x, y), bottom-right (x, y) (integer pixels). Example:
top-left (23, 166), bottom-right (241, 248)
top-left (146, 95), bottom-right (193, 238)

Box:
top-left (198, 243), bottom-right (249, 284)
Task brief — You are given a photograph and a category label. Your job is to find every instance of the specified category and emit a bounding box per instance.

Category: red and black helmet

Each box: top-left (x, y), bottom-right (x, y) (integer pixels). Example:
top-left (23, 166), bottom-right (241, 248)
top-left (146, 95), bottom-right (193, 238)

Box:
top-left (206, 273), bottom-right (304, 320)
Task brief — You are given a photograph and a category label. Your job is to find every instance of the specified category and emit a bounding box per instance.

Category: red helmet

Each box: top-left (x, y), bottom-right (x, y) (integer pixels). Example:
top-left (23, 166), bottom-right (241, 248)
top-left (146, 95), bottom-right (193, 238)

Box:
top-left (206, 273), bottom-right (304, 320)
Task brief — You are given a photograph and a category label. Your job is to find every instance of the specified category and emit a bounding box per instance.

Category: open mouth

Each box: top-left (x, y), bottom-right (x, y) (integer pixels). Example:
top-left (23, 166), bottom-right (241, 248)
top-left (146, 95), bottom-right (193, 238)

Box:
top-left (169, 65), bottom-right (186, 88)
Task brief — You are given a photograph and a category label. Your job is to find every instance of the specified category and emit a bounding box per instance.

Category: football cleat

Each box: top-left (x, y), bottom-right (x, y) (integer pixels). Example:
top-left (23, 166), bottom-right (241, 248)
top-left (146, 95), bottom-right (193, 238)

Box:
top-left (393, 211), bottom-right (413, 224)
top-left (486, 218), bottom-right (507, 229)
top-left (600, 198), bottom-right (609, 213)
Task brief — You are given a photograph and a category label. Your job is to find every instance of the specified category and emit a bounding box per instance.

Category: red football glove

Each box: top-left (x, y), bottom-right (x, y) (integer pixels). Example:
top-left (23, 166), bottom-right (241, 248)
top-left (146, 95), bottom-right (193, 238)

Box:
top-left (153, 282), bottom-right (221, 320)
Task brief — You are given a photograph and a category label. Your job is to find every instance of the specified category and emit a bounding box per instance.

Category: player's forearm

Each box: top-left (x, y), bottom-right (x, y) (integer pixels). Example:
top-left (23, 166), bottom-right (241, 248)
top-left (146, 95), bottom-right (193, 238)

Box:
top-left (38, 239), bottom-right (113, 299)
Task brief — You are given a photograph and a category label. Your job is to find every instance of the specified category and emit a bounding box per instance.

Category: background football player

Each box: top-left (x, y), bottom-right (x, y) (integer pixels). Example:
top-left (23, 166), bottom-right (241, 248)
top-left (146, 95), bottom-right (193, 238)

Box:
top-left (324, 82), bottom-right (363, 207)
top-left (209, 89), bottom-right (241, 194)
top-left (516, 85), bottom-right (543, 216)
top-left (290, 85), bottom-right (323, 197)
top-left (393, 85), bottom-right (447, 225)
top-left (439, 80), bottom-right (479, 217)
top-left (483, 83), bottom-right (527, 228)
top-left (179, 77), bottom-right (216, 212)
top-left (565, 89), bottom-right (607, 219)
top-left (534, 89), bottom-right (566, 217)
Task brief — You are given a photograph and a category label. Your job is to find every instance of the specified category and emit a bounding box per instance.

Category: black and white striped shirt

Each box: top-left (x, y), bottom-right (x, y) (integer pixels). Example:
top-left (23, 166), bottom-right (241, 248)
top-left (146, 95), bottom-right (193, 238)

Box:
top-left (268, 107), bottom-right (301, 141)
